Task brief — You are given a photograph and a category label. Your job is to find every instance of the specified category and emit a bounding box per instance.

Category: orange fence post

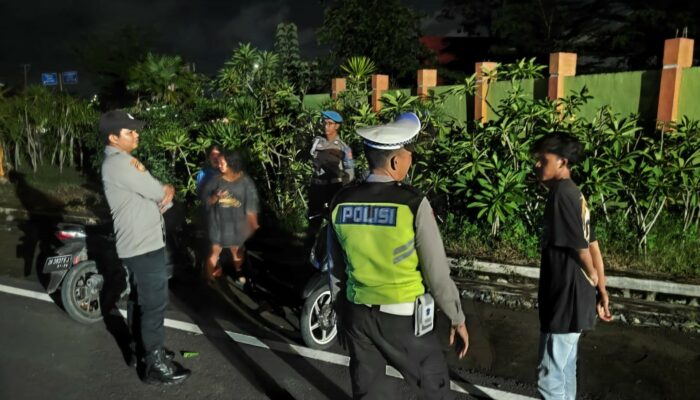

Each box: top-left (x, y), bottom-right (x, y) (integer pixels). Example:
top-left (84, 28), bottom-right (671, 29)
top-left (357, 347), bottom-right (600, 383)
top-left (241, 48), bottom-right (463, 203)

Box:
top-left (475, 62), bottom-right (497, 122)
top-left (331, 78), bottom-right (346, 100)
top-left (657, 38), bottom-right (694, 127)
top-left (371, 74), bottom-right (389, 112)
top-left (548, 52), bottom-right (577, 102)
top-left (417, 69), bottom-right (437, 100)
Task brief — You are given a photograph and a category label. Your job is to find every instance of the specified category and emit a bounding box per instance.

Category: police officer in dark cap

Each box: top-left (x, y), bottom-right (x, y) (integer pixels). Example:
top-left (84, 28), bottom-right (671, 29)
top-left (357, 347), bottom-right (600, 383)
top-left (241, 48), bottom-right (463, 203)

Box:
top-left (328, 112), bottom-right (469, 399)
top-left (99, 110), bottom-right (191, 385)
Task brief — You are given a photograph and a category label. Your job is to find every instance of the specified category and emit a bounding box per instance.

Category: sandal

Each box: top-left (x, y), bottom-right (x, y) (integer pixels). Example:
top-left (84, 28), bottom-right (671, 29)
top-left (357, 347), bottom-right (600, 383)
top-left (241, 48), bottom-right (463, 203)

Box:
top-left (206, 265), bottom-right (223, 282)
top-left (232, 269), bottom-right (246, 288)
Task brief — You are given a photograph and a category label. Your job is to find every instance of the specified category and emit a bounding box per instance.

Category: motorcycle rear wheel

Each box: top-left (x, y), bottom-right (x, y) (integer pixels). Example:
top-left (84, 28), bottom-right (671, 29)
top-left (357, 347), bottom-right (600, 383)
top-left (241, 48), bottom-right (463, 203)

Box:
top-left (61, 261), bottom-right (103, 324)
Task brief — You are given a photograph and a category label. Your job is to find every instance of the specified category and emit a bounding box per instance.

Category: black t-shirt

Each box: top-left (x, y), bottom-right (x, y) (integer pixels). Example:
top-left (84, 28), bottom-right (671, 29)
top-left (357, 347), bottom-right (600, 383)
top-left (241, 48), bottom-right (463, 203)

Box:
top-left (538, 179), bottom-right (597, 333)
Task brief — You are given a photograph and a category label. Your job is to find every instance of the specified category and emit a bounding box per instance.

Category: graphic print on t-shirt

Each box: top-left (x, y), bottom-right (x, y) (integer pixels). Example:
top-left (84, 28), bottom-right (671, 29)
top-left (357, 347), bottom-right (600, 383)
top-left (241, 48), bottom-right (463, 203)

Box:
top-left (580, 194), bottom-right (591, 244)
top-left (218, 195), bottom-right (242, 208)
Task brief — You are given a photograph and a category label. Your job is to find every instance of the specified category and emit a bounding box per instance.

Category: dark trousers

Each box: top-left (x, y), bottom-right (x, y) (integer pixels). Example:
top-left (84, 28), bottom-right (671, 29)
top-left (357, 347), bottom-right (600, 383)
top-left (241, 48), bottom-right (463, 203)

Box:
top-left (339, 301), bottom-right (453, 400)
top-left (307, 182), bottom-right (342, 243)
top-left (121, 247), bottom-right (168, 354)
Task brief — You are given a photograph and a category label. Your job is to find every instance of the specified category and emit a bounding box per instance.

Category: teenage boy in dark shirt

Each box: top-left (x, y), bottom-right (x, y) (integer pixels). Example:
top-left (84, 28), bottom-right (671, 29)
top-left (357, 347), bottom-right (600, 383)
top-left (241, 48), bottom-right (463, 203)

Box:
top-left (531, 133), bottom-right (613, 400)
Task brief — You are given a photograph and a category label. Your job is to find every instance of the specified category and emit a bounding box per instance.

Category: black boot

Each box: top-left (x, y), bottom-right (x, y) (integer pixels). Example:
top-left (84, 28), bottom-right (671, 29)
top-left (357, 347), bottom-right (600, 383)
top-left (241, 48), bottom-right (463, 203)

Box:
top-left (129, 345), bottom-right (174, 368)
top-left (143, 348), bottom-right (191, 385)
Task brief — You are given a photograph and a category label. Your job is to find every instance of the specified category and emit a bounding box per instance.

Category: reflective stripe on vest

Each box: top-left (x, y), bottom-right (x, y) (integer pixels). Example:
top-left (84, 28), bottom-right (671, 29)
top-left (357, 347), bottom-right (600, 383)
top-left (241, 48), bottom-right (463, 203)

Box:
top-left (332, 202), bottom-right (424, 305)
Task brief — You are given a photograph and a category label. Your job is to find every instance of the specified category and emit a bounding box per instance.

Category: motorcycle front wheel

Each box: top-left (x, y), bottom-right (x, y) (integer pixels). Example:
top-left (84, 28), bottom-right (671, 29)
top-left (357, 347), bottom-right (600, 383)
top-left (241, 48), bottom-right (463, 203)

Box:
top-left (300, 285), bottom-right (337, 349)
top-left (61, 261), bottom-right (104, 324)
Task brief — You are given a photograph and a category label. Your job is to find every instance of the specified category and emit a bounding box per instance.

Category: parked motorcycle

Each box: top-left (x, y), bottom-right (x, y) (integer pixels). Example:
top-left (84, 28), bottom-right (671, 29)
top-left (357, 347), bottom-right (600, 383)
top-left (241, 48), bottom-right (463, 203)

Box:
top-left (300, 223), bottom-right (337, 350)
top-left (242, 218), bottom-right (338, 350)
top-left (43, 222), bottom-right (105, 324)
top-left (42, 204), bottom-right (188, 325)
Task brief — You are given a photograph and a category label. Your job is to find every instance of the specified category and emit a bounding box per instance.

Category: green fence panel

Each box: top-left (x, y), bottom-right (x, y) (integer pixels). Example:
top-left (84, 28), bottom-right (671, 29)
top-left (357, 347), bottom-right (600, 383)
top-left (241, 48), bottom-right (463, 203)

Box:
top-left (432, 85), bottom-right (468, 122)
top-left (377, 89), bottom-right (412, 98)
top-left (678, 67), bottom-right (700, 121)
top-left (303, 93), bottom-right (331, 110)
top-left (485, 78), bottom-right (547, 121)
top-left (564, 70), bottom-right (660, 121)
top-left (301, 68), bottom-right (690, 124)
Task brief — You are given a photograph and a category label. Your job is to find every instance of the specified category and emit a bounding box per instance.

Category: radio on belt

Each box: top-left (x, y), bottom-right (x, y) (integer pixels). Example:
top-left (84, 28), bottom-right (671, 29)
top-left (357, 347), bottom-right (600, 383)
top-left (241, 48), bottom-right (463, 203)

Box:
top-left (414, 293), bottom-right (435, 337)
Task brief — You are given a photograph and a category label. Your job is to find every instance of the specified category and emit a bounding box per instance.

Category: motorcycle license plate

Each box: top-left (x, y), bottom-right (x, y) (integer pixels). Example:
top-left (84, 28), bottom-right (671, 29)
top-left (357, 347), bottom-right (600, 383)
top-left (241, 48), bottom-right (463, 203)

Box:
top-left (44, 255), bottom-right (73, 272)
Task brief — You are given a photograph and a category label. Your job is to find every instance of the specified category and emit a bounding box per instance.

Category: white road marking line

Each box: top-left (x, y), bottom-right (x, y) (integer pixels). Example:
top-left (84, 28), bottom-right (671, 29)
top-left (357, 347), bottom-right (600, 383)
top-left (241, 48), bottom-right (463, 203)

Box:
top-left (226, 331), bottom-right (270, 349)
top-left (0, 283), bottom-right (536, 400)
top-left (0, 284), bottom-right (52, 301)
top-left (164, 317), bottom-right (204, 334)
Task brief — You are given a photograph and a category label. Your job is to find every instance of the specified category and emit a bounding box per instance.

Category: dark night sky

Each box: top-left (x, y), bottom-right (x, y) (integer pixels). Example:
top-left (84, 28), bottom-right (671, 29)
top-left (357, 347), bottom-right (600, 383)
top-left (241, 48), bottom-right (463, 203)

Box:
top-left (0, 0), bottom-right (458, 91)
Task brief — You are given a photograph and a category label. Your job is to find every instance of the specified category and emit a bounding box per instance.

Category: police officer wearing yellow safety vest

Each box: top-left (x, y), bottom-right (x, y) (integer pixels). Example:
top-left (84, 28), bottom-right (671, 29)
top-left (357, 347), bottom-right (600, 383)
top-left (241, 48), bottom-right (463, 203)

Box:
top-left (328, 112), bottom-right (469, 399)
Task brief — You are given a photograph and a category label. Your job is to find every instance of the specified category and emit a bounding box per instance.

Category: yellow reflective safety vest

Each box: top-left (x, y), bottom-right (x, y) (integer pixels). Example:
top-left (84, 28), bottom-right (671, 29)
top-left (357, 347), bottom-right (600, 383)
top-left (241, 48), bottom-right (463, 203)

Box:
top-left (331, 181), bottom-right (425, 305)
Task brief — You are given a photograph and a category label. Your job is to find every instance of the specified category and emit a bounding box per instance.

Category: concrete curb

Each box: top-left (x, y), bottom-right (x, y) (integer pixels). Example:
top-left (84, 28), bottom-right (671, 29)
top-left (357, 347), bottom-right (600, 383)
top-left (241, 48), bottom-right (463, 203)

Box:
top-left (448, 258), bottom-right (700, 302)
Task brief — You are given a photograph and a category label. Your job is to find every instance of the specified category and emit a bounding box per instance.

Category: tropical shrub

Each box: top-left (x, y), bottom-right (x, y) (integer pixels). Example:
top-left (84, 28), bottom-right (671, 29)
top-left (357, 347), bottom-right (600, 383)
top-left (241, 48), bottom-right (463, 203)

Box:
top-left (0, 86), bottom-right (97, 173)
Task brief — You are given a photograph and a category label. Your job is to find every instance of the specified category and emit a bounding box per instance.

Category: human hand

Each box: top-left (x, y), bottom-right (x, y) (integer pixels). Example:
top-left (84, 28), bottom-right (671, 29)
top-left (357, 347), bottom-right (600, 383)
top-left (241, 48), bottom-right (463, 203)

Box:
top-left (449, 322), bottom-right (469, 360)
top-left (597, 290), bottom-right (613, 322)
top-left (159, 201), bottom-right (173, 214)
top-left (160, 184), bottom-right (175, 207)
top-left (216, 190), bottom-right (229, 198)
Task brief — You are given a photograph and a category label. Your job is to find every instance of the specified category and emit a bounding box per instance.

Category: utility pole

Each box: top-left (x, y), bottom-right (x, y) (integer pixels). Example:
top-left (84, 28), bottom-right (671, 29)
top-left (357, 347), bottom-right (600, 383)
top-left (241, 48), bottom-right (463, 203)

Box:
top-left (21, 64), bottom-right (30, 90)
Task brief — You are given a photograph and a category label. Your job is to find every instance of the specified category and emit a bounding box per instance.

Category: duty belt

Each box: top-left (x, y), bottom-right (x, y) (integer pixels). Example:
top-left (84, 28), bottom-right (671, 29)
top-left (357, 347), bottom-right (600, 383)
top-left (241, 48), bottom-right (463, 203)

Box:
top-left (312, 177), bottom-right (343, 185)
top-left (363, 302), bottom-right (414, 316)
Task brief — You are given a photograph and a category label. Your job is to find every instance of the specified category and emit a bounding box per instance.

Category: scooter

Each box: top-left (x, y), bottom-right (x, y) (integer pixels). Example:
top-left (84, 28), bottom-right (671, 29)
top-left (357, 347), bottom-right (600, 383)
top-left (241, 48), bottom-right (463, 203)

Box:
top-left (300, 223), bottom-right (337, 350)
top-left (43, 211), bottom-right (186, 325)
top-left (241, 219), bottom-right (338, 350)
top-left (43, 223), bottom-right (105, 324)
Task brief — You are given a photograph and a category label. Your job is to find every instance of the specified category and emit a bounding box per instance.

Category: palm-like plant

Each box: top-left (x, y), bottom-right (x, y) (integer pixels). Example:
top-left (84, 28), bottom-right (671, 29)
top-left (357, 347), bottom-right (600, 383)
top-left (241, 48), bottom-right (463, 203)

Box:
top-left (340, 56), bottom-right (376, 90)
top-left (127, 53), bottom-right (202, 105)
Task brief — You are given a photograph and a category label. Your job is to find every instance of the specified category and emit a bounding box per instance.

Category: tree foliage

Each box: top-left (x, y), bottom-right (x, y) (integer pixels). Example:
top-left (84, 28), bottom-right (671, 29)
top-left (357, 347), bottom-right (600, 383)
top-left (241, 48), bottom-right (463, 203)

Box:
top-left (73, 25), bottom-right (154, 107)
top-left (274, 23), bottom-right (315, 95)
top-left (317, 0), bottom-right (430, 82)
top-left (438, 0), bottom-right (700, 72)
top-left (127, 53), bottom-right (203, 106)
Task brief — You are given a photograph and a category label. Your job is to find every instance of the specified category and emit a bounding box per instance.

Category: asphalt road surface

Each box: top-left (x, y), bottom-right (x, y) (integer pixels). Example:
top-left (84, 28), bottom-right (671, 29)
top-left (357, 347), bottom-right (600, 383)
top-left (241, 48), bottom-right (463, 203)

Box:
top-left (1, 216), bottom-right (699, 400)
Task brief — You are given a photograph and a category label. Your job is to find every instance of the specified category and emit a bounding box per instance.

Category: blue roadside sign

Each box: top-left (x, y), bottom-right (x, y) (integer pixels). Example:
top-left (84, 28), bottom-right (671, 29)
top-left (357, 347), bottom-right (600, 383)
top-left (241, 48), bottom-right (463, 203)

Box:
top-left (41, 73), bottom-right (58, 86)
top-left (62, 71), bottom-right (78, 85)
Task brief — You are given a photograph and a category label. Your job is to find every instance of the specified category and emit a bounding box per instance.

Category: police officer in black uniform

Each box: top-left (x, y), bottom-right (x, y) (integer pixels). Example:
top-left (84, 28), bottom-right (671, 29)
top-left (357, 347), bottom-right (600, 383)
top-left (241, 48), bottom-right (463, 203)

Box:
top-left (328, 112), bottom-right (469, 399)
top-left (100, 110), bottom-right (191, 385)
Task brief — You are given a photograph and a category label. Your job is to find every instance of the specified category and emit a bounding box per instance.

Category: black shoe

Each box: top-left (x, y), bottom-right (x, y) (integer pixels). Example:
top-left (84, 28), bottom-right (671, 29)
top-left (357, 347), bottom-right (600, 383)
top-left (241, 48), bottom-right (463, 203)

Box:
top-left (143, 348), bottom-right (191, 385)
top-left (129, 346), bottom-right (174, 368)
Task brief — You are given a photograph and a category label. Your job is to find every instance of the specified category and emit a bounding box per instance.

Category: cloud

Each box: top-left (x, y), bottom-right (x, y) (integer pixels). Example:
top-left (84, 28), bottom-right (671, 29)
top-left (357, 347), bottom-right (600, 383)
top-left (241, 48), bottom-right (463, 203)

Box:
top-left (217, 1), bottom-right (292, 49)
